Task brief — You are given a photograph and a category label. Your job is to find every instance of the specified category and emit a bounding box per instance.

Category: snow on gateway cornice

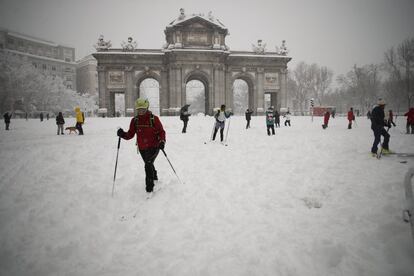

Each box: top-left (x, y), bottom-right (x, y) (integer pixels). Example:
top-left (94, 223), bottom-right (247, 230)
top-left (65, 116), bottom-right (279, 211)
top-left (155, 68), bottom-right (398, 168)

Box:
top-left (166, 10), bottom-right (228, 31)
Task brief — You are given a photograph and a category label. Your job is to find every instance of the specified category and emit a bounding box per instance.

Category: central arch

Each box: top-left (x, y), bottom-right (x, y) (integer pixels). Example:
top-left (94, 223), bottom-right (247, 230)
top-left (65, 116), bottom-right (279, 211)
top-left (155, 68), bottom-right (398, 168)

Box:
top-left (231, 73), bottom-right (255, 114)
top-left (184, 70), bottom-right (210, 115)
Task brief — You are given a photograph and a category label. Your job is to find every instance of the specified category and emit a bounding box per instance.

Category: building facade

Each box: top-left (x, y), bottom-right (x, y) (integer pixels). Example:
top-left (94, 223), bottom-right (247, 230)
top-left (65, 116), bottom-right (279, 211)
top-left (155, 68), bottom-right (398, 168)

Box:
top-left (93, 10), bottom-right (291, 116)
top-left (0, 28), bottom-right (77, 90)
top-left (76, 54), bottom-right (98, 95)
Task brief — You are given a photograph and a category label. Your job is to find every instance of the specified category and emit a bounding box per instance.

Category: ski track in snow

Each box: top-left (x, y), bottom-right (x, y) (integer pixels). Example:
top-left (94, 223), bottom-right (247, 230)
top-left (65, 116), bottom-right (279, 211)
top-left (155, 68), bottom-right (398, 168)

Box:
top-left (0, 116), bottom-right (413, 276)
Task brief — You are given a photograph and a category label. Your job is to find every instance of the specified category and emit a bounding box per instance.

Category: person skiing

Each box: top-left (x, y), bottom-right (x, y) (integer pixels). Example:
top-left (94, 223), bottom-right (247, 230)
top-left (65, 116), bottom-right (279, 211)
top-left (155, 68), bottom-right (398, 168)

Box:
top-left (75, 107), bottom-right (84, 135)
top-left (370, 98), bottom-right (391, 156)
top-left (3, 112), bottom-right (12, 130)
top-left (284, 111), bottom-right (291, 126)
top-left (388, 110), bottom-right (396, 127)
top-left (274, 109), bottom-right (280, 128)
top-left (180, 104), bottom-right (191, 133)
top-left (404, 107), bottom-right (414, 134)
top-left (56, 112), bottom-right (65, 135)
top-left (322, 110), bottom-right (330, 129)
top-left (117, 98), bottom-right (166, 198)
top-left (347, 107), bottom-right (355, 129)
top-left (245, 108), bottom-right (253, 129)
top-left (212, 104), bottom-right (232, 142)
top-left (265, 106), bottom-right (275, 135)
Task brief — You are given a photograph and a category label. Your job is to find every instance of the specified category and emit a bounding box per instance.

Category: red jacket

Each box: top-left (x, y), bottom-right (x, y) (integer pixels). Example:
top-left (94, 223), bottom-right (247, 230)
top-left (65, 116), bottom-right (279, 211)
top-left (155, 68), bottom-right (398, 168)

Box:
top-left (123, 112), bottom-right (166, 150)
top-left (405, 108), bottom-right (414, 124)
top-left (324, 112), bottom-right (330, 125)
top-left (347, 110), bottom-right (354, 121)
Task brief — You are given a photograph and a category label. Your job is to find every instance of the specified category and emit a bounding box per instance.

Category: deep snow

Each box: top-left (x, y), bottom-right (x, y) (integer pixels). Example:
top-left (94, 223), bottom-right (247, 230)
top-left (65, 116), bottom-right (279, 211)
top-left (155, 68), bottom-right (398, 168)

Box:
top-left (0, 115), bottom-right (414, 276)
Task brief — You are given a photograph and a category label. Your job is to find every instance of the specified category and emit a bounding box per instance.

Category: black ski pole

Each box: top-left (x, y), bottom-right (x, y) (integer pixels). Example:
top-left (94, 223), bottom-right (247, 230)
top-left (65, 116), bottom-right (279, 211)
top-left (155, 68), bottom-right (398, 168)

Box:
top-left (112, 136), bottom-right (121, 197)
top-left (209, 121), bottom-right (216, 141)
top-left (161, 149), bottom-right (184, 184)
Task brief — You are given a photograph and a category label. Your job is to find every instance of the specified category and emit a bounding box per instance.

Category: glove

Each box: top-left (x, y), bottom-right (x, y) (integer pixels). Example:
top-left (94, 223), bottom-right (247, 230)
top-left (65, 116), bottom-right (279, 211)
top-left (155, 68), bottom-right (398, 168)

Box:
top-left (117, 128), bottom-right (125, 137)
top-left (159, 141), bottom-right (165, 150)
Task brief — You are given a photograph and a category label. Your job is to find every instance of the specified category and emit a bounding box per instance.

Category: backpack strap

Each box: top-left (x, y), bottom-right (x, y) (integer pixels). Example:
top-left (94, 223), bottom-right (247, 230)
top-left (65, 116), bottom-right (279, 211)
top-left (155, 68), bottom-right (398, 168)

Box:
top-left (134, 113), bottom-right (155, 131)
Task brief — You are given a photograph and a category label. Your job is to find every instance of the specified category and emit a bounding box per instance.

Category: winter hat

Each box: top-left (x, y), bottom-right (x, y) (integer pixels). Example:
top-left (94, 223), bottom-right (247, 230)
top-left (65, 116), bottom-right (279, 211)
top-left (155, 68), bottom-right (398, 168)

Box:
top-left (377, 98), bottom-right (386, 105)
top-left (135, 98), bottom-right (149, 109)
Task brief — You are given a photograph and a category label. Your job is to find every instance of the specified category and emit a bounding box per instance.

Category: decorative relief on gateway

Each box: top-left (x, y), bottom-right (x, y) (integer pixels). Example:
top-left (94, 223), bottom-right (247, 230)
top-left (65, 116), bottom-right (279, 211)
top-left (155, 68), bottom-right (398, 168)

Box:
top-left (264, 73), bottom-right (279, 90)
top-left (187, 32), bottom-right (208, 44)
top-left (108, 71), bottom-right (125, 88)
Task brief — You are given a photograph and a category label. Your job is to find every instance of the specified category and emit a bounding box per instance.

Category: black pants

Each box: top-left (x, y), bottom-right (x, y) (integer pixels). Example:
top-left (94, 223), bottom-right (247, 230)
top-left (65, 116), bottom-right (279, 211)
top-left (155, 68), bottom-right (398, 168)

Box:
top-left (139, 147), bottom-right (159, 192)
top-left (213, 127), bottom-right (224, 141)
top-left (246, 119), bottom-right (250, 129)
top-left (5, 122), bottom-right (10, 130)
top-left (348, 121), bottom-right (352, 129)
top-left (182, 120), bottom-right (188, 133)
top-left (267, 125), bottom-right (275, 135)
top-left (275, 121), bottom-right (280, 128)
top-left (285, 120), bottom-right (291, 126)
top-left (371, 127), bottom-right (390, 153)
top-left (76, 122), bottom-right (84, 135)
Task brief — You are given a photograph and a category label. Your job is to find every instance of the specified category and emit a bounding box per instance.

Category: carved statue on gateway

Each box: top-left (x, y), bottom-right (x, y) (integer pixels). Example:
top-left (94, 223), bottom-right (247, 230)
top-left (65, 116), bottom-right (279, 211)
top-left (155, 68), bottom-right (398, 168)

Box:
top-left (252, 39), bottom-right (266, 54)
top-left (121, 37), bottom-right (138, 51)
top-left (275, 40), bottom-right (289, 55)
top-left (94, 35), bottom-right (112, 51)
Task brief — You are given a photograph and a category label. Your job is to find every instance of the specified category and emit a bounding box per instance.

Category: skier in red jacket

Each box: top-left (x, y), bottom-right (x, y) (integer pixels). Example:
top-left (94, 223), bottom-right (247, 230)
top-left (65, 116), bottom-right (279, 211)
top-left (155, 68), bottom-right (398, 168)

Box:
top-left (117, 98), bottom-right (166, 197)
top-left (347, 107), bottom-right (355, 129)
top-left (322, 110), bottom-right (330, 129)
top-left (404, 107), bottom-right (414, 134)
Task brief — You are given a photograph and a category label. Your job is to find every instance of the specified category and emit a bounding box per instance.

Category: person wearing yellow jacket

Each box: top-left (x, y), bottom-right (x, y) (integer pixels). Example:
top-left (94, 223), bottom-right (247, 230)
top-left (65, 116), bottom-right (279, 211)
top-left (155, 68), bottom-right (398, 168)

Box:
top-left (75, 107), bottom-right (84, 135)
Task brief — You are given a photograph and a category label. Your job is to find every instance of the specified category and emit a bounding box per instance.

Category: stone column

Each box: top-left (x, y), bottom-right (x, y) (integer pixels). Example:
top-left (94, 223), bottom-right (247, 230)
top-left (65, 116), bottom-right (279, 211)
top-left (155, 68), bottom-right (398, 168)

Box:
top-left (160, 67), bottom-right (169, 116)
top-left (124, 66), bottom-right (135, 112)
top-left (280, 68), bottom-right (288, 108)
top-left (213, 64), bottom-right (222, 108)
top-left (97, 65), bottom-right (107, 109)
top-left (256, 67), bottom-right (265, 115)
top-left (225, 67), bottom-right (233, 112)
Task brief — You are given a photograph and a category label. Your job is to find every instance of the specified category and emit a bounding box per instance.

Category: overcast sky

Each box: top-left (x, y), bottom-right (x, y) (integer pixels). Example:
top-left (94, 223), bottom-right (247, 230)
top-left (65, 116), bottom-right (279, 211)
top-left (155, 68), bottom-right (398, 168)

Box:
top-left (1, 0), bottom-right (413, 80)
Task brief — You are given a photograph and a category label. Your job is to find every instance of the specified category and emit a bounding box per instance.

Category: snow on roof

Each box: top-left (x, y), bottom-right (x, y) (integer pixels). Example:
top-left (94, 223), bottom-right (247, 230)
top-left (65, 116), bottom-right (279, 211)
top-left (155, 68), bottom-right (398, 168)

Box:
top-left (167, 13), bottom-right (227, 31)
top-left (3, 49), bottom-right (76, 65)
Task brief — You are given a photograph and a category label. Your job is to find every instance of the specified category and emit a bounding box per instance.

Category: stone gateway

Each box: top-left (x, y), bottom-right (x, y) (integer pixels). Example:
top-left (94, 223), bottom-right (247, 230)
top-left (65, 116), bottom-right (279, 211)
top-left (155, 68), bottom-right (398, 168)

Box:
top-left (93, 10), bottom-right (291, 116)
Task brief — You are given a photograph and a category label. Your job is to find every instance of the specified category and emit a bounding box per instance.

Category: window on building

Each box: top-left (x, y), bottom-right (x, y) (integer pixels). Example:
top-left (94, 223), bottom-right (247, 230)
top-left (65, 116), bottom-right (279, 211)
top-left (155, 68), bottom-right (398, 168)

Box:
top-left (32, 62), bottom-right (38, 68)
top-left (0, 43), bottom-right (3, 48)
top-left (7, 38), bottom-right (14, 44)
top-left (52, 66), bottom-right (56, 71)
top-left (18, 40), bottom-right (24, 47)
top-left (65, 57), bottom-right (71, 62)
top-left (42, 64), bottom-right (47, 70)
top-left (67, 84), bottom-right (72, 89)
top-left (65, 67), bottom-right (72, 72)
top-left (66, 76), bottom-right (72, 81)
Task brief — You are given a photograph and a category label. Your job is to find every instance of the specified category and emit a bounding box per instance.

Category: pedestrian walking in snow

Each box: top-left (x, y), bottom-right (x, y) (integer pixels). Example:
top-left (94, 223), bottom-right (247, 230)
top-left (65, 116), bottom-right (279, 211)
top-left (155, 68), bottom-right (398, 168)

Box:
top-left (366, 110), bottom-right (371, 120)
top-left (25, 112), bottom-right (28, 121)
top-left (46, 113), bottom-right (49, 120)
top-left (40, 112), bottom-right (44, 122)
top-left (274, 110), bottom-right (280, 128)
top-left (322, 110), bottom-right (330, 129)
top-left (245, 108), bottom-right (253, 129)
top-left (180, 104), bottom-right (191, 133)
top-left (117, 98), bottom-right (166, 197)
top-left (404, 107), bottom-right (414, 134)
top-left (56, 112), bottom-right (65, 135)
top-left (284, 111), bottom-right (291, 126)
top-left (266, 106), bottom-right (275, 135)
top-left (75, 107), bottom-right (84, 135)
top-left (3, 112), bottom-right (12, 130)
top-left (212, 104), bottom-right (232, 142)
top-left (388, 110), bottom-right (396, 127)
top-left (347, 107), bottom-right (355, 129)
top-left (370, 99), bottom-right (392, 156)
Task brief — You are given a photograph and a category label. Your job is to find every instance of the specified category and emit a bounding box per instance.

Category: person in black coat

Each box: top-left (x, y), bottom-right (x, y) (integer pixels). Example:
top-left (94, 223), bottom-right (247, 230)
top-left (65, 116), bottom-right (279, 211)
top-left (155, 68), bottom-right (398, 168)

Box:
top-left (370, 99), bottom-right (391, 155)
top-left (245, 108), bottom-right (253, 129)
top-left (274, 110), bottom-right (280, 128)
top-left (56, 112), bottom-right (65, 135)
top-left (180, 104), bottom-right (191, 133)
top-left (3, 112), bottom-right (12, 130)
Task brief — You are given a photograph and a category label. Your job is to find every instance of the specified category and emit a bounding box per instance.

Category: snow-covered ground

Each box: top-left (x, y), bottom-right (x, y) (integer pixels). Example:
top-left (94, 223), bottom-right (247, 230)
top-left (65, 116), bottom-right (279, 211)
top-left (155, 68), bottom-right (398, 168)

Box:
top-left (0, 115), bottom-right (413, 276)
